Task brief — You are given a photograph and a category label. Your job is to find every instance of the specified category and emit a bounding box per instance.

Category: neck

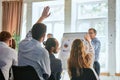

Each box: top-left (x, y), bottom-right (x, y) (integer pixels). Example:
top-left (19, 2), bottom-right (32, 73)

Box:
top-left (35, 39), bottom-right (42, 43)
top-left (92, 37), bottom-right (96, 40)
top-left (39, 38), bottom-right (43, 43)
top-left (49, 51), bottom-right (53, 54)
top-left (3, 41), bottom-right (9, 46)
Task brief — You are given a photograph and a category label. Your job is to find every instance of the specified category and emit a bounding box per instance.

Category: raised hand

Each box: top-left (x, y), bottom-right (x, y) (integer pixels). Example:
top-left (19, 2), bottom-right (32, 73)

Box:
top-left (37, 6), bottom-right (50, 23)
top-left (84, 34), bottom-right (91, 42)
top-left (41, 6), bottom-right (50, 19)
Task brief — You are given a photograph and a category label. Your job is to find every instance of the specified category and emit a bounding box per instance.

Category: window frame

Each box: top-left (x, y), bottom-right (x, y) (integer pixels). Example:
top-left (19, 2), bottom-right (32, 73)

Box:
top-left (76, 1), bottom-right (108, 73)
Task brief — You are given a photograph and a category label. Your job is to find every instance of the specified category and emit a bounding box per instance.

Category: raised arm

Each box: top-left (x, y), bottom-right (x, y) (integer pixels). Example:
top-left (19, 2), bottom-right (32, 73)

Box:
top-left (37, 6), bottom-right (50, 23)
top-left (25, 6), bottom-right (50, 40)
top-left (84, 34), bottom-right (94, 53)
top-left (84, 34), bottom-right (95, 67)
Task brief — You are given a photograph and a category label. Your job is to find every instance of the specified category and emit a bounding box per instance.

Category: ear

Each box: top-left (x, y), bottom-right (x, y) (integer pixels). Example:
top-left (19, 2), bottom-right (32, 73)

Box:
top-left (51, 47), bottom-right (55, 51)
top-left (42, 33), bottom-right (46, 38)
top-left (9, 39), bottom-right (12, 47)
top-left (40, 33), bottom-right (46, 42)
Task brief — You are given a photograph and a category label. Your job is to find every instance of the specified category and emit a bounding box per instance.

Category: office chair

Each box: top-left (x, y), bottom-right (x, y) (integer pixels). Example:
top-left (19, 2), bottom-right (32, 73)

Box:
top-left (12, 66), bottom-right (40, 80)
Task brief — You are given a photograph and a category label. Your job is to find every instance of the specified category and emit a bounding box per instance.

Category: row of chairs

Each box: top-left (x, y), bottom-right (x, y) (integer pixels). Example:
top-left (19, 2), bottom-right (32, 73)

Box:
top-left (0, 66), bottom-right (40, 80)
top-left (0, 66), bottom-right (98, 80)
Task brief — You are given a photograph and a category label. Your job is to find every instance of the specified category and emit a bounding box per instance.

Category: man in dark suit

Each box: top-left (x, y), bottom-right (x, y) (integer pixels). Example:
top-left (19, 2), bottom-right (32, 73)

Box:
top-left (45, 38), bottom-right (62, 80)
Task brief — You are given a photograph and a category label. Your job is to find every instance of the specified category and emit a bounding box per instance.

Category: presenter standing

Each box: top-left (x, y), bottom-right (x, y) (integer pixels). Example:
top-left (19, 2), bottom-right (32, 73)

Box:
top-left (88, 28), bottom-right (101, 76)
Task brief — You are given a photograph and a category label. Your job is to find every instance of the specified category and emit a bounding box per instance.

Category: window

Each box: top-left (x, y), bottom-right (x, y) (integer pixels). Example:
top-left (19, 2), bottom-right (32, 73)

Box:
top-left (32, 1), bottom-right (64, 44)
top-left (21, 3), bottom-right (27, 40)
top-left (44, 22), bottom-right (64, 43)
top-left (116, 0), bottom-right (120, 73)
top-left (76, 0), bottom-right (108, 72)
top-left (77, 1), bottom-right (107, 19)
top-left (116, 24), bottom-right (120, 73)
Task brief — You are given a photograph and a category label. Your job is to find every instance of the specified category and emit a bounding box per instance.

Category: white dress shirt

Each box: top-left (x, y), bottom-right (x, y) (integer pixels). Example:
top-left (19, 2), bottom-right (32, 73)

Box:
top-left (0, 42), bottom-right (18, 80)
top-left (18, 31), bottom-right (51, 80)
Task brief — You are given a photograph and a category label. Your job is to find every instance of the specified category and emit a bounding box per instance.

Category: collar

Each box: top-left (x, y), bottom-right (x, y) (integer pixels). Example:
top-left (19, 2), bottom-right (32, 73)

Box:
top-left (49, 53), bottom-right (56, 58)
top-left (92, 37), bottom-right (98, 41)
top-left (0, 41), bottom-right (8, 47)
top-left (31, 39), bottom-right (42, 46)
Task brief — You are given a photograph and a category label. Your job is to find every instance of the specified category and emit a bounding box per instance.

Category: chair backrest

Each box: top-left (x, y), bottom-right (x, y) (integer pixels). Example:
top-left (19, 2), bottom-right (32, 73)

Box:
top-left (71, 68), bottom-right (98, 80)
top-left (12, 66), bottom-right (40, 80)
top-left (0, 69), bottom-right (5, 80)
top-left (48, 72), bottom-right (61, 80)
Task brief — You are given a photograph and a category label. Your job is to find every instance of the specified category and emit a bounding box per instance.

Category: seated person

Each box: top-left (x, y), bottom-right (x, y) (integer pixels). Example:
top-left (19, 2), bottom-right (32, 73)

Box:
top-left (67, 34), bottom-right (99, 80)
top-left (0, 31), bottom-right (17, 80)
top-left (18, 6), bottom-right (51, 80)
top-left (45, 38), bottom-right (62, 80)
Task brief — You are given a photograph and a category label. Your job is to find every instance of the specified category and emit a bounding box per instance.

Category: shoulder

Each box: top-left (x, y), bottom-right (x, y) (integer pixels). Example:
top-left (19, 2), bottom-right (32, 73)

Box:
top-left (95, 38), bottom-right (101, 43)
top-left (53, 58), bottom-right (62, 66)
top-left (55, 58), bottom-right (62, 64)
top-left (93, 38), bottom-right (101, 45)
top-left (56, 59), bottom-right (62, 63)
top-left (40, 47), bottom-right (48, 54)
top-left (5, 46), bottom-right (17, 54)
top-left (9, 48), bottom-right (17, 57)
top-left (4, 47), bottom-right (17, 59)
top-left (37, 47), bottom-right (49, 57)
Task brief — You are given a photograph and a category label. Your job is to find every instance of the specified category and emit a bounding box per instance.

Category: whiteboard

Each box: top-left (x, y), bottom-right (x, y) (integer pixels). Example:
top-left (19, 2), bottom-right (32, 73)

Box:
top-left (59, 32), bottom-right (88, 70)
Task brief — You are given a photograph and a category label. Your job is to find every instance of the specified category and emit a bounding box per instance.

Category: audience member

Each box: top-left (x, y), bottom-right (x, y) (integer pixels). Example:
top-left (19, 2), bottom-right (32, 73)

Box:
top-left (45, 38), bottom-right (62, 80)
top-left (0, 31), bottom-right (17, 80)
top-left (68, 34), bottom-right (95, 80)
top-left (18, 6), bottom-right (51, 80)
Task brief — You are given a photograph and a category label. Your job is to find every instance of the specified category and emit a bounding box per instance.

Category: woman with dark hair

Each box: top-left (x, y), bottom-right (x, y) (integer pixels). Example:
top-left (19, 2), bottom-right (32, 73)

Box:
top-left (68, 34), bottom-right (99, 80)
top-left (45, 38), bottom-right (62, 80)
top-left (0, 31), bottom-right (17, 80)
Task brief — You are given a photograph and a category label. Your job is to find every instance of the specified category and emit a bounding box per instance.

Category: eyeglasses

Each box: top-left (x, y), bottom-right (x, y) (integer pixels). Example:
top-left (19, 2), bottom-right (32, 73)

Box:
top-left (89, 32), bottom-right (94, 34)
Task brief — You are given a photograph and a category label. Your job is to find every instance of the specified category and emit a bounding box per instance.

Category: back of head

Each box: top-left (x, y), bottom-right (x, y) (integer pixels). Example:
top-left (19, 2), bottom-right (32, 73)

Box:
top-left (68, 39), bottom-right (88, 77)
top-left (32, 23), bottom-right (46, 41)
top-left (45, 38), bottom-right (56, 53)
top-left (0, 31), bottom-right (12, 42)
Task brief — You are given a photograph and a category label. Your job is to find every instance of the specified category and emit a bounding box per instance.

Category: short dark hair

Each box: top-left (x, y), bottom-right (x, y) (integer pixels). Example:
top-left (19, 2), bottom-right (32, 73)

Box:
top-left (32, 23), bottom-right (46, 40)
top-left (45, 38), bottom-right (56, 53)
top-left (89, 28), bottom-right (97, 34)
top-left (0, 31), bottom-right (12, 42)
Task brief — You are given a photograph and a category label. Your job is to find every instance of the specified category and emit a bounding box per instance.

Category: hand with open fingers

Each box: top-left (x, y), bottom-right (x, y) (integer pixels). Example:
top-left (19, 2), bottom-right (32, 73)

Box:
top-left (41, 6), bottom-right (51, 19)
top-left (84, 34), bottom-right (91, 42)
top-left (37, 6), bottom-right (51, 23)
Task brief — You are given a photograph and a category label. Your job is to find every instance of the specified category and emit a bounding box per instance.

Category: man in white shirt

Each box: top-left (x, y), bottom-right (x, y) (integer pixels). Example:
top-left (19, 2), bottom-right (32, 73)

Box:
top-left (18, 6), bottom-right (51, 80)
top-left (0, 31), bottom-right (17, 80)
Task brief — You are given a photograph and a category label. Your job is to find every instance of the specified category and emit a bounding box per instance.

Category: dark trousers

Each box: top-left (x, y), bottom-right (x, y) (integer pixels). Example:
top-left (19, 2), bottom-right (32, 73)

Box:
top-left (93, 61), bottom-right (100, 76)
